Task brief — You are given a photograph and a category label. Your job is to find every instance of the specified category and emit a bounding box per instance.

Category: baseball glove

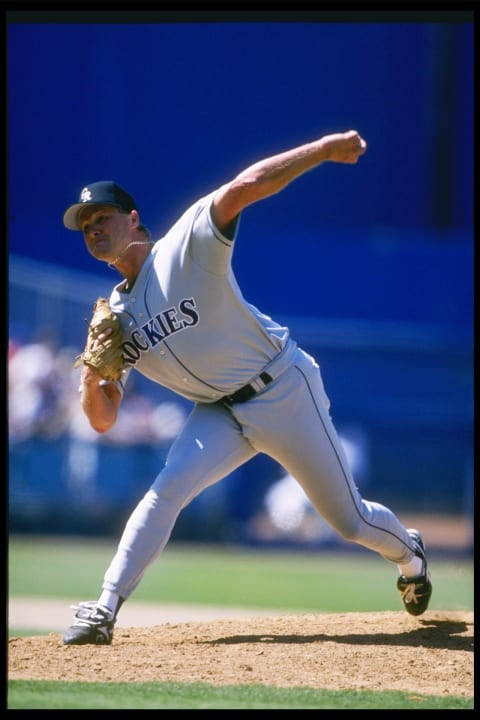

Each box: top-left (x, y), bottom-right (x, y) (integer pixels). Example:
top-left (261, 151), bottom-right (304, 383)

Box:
top-left (73, 297), bottom-right (125, 382)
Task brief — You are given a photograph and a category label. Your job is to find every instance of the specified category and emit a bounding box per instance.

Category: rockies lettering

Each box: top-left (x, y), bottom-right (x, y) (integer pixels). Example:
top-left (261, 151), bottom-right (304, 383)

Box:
top-left (122, 297), bottom-right (199, 365)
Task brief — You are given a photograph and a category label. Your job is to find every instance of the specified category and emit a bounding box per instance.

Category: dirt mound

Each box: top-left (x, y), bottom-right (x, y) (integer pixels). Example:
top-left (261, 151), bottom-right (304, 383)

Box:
top-left (8, 610), bottom-right (473, 697)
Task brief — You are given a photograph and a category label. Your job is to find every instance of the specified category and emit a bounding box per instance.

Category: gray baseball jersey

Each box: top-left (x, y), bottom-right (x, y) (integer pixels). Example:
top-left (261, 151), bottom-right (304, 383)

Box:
top-left (110, 189), bottom-right (295, 402)
top-left (102, 190), bottom-right (415, 601)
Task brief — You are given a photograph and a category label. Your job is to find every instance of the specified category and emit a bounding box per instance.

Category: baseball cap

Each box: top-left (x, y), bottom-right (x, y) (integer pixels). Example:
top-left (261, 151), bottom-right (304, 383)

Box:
top-left (63, 180), bottom-right (138, 230)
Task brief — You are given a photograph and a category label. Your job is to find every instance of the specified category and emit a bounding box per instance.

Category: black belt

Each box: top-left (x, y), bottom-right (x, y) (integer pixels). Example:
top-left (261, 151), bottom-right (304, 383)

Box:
top-left (221, 372), bottom-right (273, 406)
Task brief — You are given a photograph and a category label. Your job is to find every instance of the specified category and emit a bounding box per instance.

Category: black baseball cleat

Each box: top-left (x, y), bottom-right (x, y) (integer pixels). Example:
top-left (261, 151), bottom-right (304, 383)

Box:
top-left (63, 601), bottom-right (115, 645)
top-left (397, 529), bottom-right (432, 616)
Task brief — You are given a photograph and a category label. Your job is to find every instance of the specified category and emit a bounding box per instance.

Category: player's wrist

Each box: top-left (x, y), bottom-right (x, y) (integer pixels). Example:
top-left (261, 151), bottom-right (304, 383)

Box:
top-left (79, 376), bottom-right (124, 396)
top-left (79, 368), bottom-right (103, 391)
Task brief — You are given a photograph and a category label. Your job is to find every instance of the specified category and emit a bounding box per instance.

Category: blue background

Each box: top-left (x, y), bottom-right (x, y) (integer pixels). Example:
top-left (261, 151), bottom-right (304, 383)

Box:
top-left (8, 13), bottom-right (473, 325)
top-left (7, 11), bottom-right (474, 539)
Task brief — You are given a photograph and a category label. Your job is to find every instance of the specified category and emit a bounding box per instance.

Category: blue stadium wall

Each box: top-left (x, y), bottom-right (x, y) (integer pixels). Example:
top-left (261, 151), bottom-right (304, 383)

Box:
top-left (8, 16), bottom-right (473, 541)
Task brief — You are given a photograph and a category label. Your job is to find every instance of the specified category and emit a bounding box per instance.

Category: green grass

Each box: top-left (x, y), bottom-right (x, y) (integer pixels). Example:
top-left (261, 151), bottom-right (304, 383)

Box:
top-left (7, 681), bottom-right (473, 710)
top-left (8, 536), bottom-right (473, 614)
top-left (8, 536), bottom-right (473, 710)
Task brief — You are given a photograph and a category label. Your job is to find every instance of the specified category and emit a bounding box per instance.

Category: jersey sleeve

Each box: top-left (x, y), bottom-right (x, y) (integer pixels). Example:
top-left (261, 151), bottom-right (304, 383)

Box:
top-left (189, 192), bottom-right (241, 275)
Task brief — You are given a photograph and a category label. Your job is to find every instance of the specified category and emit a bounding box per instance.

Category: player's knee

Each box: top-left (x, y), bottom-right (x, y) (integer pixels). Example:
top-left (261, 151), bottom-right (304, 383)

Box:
top-left (150, 469), bottom-right (193, 507)
top-left (335, 519), bottom-right (364, 543)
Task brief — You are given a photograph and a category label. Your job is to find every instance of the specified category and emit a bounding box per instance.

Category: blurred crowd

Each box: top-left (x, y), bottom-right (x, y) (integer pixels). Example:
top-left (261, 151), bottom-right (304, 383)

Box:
top-left (8, 335), bottom-right (188, 447)
top-left (8, 335), bottom-right (369, 544)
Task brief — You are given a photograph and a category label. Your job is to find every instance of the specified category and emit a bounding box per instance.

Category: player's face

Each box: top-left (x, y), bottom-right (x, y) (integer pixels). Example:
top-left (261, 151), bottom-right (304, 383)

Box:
top-left (79, 206), bottom-right (133, 262)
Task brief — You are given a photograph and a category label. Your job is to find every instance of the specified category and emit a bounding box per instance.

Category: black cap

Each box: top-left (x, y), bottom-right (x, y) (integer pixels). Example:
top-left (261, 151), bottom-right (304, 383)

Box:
top-left (63, 180), bottom-right (137, 230)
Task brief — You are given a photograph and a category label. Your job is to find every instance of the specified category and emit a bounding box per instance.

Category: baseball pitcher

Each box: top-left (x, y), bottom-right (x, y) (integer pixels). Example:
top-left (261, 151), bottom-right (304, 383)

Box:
top-left (62, 130), bottom-right (432, 645)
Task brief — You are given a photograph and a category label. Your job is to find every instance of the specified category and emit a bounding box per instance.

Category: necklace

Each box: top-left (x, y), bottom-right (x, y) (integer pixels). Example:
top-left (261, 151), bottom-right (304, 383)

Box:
top-left (108, 240), bottom-right (154, 269)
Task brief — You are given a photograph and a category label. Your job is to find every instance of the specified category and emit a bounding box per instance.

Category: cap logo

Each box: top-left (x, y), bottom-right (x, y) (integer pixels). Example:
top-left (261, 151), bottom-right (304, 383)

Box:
top-left (80, 187), bottom-right (93, 203)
